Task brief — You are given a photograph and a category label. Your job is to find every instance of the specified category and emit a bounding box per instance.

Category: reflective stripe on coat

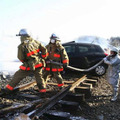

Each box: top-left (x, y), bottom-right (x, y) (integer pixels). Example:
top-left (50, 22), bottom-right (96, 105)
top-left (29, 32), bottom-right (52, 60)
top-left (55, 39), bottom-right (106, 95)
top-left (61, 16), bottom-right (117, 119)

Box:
top-left (44, 43), bottom-right (69, 72)
top-left (18, 36), bottom-right (48, 71)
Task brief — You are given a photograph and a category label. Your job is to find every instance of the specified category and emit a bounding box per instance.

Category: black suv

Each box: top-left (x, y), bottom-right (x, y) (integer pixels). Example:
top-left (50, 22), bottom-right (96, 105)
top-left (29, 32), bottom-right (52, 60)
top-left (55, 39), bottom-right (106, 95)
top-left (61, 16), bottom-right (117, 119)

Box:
top-left (62, 41), bottom-right (108, 76)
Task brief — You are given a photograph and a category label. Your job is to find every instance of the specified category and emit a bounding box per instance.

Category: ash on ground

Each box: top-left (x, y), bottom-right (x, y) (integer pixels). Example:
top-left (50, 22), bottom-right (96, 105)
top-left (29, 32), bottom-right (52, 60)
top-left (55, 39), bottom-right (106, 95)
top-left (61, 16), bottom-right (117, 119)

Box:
top-left (79, 74), bottom-right (120, 120)
top-left (0, 71), bottom-right (120, 120)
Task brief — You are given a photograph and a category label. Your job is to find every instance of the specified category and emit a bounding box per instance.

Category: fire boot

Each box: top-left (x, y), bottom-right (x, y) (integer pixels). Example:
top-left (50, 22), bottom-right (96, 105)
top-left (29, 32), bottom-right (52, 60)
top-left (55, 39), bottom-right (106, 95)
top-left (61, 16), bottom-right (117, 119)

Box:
top-left (111, 90), bottom-right (118, 102)
top-left (58, 83), bottom-right (64, 90)
top-left (39, 89), bottom-right (46, 97)
top-left (1, 88), bottom-right (12, 95)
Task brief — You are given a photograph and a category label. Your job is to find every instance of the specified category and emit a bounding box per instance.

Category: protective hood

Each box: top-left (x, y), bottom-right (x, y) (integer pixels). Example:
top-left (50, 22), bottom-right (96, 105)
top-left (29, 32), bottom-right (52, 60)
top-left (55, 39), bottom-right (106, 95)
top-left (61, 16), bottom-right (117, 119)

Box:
top-left (20, 36), bottom-right (31, 43)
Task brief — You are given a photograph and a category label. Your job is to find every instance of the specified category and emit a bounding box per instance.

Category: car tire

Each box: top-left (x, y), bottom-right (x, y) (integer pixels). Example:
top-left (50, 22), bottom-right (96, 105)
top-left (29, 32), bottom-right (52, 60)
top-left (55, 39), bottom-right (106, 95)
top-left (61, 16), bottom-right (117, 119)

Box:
top-left (94, 64), bottom-right (106, 76)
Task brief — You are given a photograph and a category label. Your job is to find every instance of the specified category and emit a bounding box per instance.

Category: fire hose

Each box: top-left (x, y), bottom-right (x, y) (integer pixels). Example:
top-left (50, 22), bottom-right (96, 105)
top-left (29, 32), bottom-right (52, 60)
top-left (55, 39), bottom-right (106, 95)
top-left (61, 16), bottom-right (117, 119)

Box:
top-left (49, 59), bottom-right (104, 72)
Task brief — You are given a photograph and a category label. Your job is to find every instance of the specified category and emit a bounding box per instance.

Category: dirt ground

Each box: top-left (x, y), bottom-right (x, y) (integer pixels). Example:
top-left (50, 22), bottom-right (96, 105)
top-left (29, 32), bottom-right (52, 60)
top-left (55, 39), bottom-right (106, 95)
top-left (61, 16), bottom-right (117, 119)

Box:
top-left (80, 74), bottom-right (120, 120)
top-left (0, 71), bottom-right (120, 120)
top-left (62, 71), bottom-right (120, 120)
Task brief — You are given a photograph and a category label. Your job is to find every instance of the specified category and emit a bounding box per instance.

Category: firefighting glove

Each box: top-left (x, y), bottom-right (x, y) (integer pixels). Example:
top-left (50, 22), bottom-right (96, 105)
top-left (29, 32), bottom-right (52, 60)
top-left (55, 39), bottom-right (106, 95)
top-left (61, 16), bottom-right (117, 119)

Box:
top-left (63, 64), bottom-right (67, 69)
top-left (45, 58), bottom-right (51, 64)
top-left (106, 55), bottom-right (112, 61)
top-left (106, 56), bottom-right (110, 61)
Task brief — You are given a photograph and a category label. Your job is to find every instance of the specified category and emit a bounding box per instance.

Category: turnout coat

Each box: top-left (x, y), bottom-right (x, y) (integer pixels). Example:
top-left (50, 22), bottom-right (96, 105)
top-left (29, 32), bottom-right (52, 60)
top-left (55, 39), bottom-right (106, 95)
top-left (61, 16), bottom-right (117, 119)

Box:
top-left (18, 36), bottom-right (48, 71)
top-left (43, 42), bottom-right (69, 72)
top-left (104, 55), bottom-right (120, 88)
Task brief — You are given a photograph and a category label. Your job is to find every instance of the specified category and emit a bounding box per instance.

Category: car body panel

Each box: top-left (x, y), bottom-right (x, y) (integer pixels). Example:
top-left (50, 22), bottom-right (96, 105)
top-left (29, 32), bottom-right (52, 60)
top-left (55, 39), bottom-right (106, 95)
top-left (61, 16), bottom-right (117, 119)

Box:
top-left (62, 41), bottom-right (107, 75)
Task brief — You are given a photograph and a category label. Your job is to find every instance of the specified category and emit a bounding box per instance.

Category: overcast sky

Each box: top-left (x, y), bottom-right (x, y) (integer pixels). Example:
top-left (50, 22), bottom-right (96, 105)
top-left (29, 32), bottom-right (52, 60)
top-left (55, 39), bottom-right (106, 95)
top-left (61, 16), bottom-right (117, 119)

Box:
top-left (0, 0), bottom-right (120, 61)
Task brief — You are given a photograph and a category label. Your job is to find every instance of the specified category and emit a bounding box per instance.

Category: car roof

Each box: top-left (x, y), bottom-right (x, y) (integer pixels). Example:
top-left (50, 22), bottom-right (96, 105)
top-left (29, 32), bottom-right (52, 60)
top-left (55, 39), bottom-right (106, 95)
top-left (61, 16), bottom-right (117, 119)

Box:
top-left (62, 41), bottom-right (100, 46)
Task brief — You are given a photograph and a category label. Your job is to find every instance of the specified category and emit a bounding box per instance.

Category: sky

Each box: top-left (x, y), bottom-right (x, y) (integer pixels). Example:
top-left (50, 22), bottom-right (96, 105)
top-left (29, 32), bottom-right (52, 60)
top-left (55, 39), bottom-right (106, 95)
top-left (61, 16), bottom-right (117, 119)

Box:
top-left (0, 0), bottom-right (120, 61)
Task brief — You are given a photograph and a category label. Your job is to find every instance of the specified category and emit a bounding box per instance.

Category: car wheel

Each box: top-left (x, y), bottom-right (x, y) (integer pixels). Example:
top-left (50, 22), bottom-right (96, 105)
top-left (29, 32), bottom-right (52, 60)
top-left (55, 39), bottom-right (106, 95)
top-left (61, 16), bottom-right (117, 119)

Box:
top-left (95, 65), bottom-right (106, 76)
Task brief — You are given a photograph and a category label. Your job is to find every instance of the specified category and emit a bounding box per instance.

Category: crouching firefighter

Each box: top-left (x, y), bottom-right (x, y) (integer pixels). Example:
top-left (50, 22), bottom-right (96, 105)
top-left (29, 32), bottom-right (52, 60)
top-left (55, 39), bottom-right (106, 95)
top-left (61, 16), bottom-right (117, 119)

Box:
top-left (2, 29), bottom-right (48, 94)
top-left (43, 33), bottom-right (69, 89)
top-left (104, 48), bottom-right (120, 101)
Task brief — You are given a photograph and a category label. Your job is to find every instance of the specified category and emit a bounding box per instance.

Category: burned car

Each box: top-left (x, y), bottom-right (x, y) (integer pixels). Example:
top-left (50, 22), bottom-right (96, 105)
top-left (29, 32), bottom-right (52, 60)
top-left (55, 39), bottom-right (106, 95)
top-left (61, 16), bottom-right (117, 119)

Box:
top-left (62, 41), bottom-right (108, 76)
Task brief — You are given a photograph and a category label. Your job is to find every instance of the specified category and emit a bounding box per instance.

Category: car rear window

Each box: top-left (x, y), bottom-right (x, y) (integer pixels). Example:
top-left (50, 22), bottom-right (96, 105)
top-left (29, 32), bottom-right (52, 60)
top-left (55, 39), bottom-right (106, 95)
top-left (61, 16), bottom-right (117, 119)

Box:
top-left (77, 45), bottom-right (96, 54)
top-left (94, 45), bottom-right (104, 53)
top-left (64, 45), bottom-right (75, 53)
top-left (77, 45), bottom-right (104, 54)
top-left (63, 43), bottom-right (104, 55)
top-left (78, 46), bottom-right (88, 53)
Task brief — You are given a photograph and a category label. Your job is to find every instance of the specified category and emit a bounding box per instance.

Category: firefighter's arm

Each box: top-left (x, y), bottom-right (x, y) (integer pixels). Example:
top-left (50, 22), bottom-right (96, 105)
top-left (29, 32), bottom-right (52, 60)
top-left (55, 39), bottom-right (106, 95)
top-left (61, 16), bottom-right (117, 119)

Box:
top-left (61, 48), bottom-right (69, 68)
top-left (39, 43), bottom-right (48, 59)
top-left (17, 45), bottom-right (26, 63)
top-left (103, 56), bottom-right (117, 65)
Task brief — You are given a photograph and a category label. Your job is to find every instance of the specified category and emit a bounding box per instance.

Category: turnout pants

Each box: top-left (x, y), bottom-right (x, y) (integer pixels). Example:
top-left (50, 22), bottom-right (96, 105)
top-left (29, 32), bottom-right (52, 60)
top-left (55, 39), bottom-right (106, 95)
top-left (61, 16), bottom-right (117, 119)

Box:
top-left (43, 71), bottom-right (64, 87)
top-left (6, 68), bottom-right (46, 91)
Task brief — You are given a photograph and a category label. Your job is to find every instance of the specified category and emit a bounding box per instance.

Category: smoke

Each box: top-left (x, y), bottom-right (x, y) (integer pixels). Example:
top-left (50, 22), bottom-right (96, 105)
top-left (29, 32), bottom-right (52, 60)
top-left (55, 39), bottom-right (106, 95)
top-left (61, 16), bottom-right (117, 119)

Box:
top-left (75, 36), bottom-right (109, 50)
top-left (0, 36), bottom-right (21, 74)
top-left (0, 36), bottom-right (20, 61)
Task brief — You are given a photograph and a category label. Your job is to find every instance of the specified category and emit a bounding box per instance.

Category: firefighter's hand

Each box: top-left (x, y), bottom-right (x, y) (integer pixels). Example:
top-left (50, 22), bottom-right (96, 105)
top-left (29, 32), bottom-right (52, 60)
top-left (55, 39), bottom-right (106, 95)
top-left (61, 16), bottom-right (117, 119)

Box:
top-left (46, 60), bottom-right (51, 64)
top-left (45, 58), bottom-right (51, 64)
top-left (63, 64), bottom-right (67, 68)
top-left (107, 55), bottom-right (112, 61)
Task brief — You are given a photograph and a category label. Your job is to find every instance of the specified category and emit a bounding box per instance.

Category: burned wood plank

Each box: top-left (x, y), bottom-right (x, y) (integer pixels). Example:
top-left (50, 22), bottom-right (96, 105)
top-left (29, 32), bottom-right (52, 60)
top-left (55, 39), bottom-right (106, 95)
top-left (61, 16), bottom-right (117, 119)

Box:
top-left (70, 75), bottom-right (87, 91)
top-left (75, 86), bottom-right (91, 99)
top-left (84, 79), bottom-right (97, 87)
top-left (80, 82), bottom-right (93, 89)
top-left (18, 85), bottom-right (71, 119)
top-left (63, 80), bottom-right (74, 84)
top-left (0, 99), bottom-right (43, 116)
top-left (17, 93), bottom-right (40, 100)
top-left (14, 80), bottom-right (36, 91)
top-left (0, 81), bottom-right (37, 97)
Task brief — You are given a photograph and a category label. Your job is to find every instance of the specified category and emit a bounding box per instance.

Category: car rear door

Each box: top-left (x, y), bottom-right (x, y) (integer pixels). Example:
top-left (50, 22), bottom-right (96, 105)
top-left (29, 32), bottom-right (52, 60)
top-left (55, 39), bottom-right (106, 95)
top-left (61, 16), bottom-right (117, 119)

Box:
top-left (93, 45), bottom-right (106, 62)
top-left (63, 44), bottom-right (78, 67)
top-left (76, 44), bottom-right (105, 68)
top-left (76, 44), bottom-right (95, 68)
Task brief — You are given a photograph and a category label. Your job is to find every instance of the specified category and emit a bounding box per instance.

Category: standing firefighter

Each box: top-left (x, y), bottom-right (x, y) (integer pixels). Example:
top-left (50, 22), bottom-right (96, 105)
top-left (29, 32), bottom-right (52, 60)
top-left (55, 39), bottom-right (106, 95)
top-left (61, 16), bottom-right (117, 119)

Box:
top-left (104, 48), bottom-right (120, 101)
top-left (3, 29), bottom-right (48, 93)
top-left (43, 33), bottom-right (69, 89)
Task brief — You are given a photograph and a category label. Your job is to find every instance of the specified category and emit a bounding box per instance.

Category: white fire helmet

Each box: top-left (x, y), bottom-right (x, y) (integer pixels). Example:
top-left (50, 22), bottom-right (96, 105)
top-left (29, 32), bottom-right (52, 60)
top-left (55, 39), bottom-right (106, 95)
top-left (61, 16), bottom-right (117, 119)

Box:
top-left (110, 47), bottom-right (118, 53)
top-left (16, 29), bottom-right (31, 36)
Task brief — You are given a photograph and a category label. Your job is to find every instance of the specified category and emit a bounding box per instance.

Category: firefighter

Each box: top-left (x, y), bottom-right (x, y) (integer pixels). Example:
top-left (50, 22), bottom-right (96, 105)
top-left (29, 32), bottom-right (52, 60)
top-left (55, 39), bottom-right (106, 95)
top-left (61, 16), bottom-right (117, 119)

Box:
top-left (43, 33), bottom-right (69, 89)
top-left (2, 29), bottom-right (48, 94)
top-left (104, 47), bottom-right (120, 101)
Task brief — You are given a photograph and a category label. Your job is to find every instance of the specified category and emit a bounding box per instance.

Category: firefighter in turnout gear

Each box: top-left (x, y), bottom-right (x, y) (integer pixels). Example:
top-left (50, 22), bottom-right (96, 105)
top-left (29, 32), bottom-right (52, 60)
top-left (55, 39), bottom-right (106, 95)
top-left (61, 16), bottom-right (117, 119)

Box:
top-left (4, 29), bottom-right (48, 93)
top-left (43, 33), bottom-right (69, 89)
